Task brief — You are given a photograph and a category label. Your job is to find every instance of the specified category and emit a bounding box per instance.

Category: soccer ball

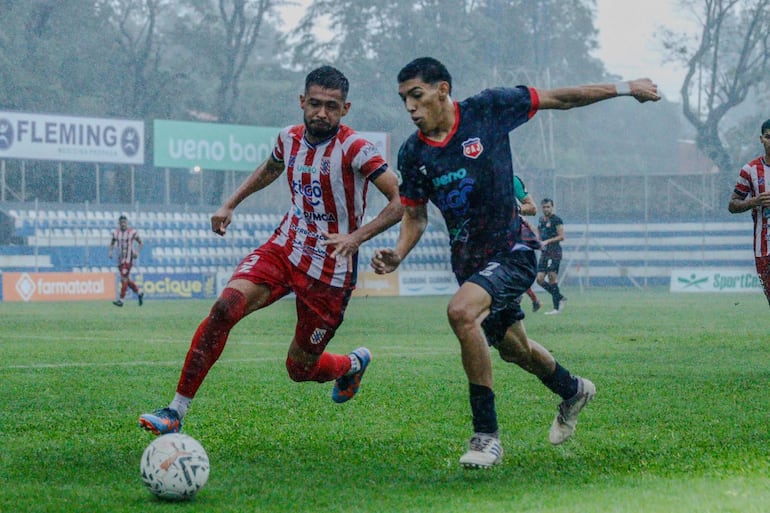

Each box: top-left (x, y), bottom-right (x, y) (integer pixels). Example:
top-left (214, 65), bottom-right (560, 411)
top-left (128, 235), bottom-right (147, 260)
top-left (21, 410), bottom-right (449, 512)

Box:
top-left (140, 433), bottom-right (210, 501)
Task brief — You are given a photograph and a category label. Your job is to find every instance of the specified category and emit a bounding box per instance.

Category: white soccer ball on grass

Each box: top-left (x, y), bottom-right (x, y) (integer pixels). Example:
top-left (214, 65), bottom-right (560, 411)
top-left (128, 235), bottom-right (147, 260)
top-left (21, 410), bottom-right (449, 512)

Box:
top-left (140, 433), bottom-right (210, 501)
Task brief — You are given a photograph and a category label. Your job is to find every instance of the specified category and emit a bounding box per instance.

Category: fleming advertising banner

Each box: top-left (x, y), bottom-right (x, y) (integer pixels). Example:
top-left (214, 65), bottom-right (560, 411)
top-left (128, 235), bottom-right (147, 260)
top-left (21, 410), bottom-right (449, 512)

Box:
top-left (670, 269), bottom-right (763, 293)
top-left (0, 111), bottom-right (144, 164)
top-left (2, 272), bottom-right (116, 302)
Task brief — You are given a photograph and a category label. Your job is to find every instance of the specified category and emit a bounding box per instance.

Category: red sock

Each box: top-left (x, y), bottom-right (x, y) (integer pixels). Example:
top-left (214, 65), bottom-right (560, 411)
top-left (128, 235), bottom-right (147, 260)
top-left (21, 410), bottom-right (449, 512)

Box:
top-left (120, 281), bottom-right (127, 299)
top-left (177, 288), bottom-right (247, 397)
top-left (127, 281), bottom-right (139, 294)
top-left (285, 352), bottom-right (351, 383)
top-left (526, 288), bottom-right (538, 302)
top-left (314, 352), bottom-right (352, 382)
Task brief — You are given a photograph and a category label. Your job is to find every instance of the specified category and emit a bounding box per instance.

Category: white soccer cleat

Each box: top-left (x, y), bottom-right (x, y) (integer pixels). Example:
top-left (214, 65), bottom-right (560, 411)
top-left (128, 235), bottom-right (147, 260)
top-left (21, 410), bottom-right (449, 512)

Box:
top-left (544, 309), bottom-right (560, 315)
top-left (549, 377), bottom-right (596, 445)
top-left (459, 432), bottom-right (503, 469)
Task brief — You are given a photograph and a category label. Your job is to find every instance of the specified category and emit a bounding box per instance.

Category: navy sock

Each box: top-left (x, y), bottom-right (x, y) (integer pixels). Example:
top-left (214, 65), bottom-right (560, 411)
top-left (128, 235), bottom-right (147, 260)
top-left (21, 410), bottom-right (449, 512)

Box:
top-left (539, 362), bottom-right (578, 400)
top-left (551, 284), bottom-right (561, 308)
top-left (469, 383), bottom-right (498, 434)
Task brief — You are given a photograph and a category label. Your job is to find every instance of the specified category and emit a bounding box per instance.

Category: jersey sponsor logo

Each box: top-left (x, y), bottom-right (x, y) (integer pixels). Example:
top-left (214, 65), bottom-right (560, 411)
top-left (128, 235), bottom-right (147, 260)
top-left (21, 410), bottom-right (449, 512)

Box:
top-left (295, 162), bottom-right (331, 176)
top-left (293, 205), bottom-right (337, 223)
top-left (432, 167), bottom-right (467, 188)
top-left (461, 137), bottom-right (483, 159)
top-left (305, 211), bottom-right (337, 223)
top-left (291, 179), bottom-right (323, 206)
top-left (435, 176), bottom-right (475, 215)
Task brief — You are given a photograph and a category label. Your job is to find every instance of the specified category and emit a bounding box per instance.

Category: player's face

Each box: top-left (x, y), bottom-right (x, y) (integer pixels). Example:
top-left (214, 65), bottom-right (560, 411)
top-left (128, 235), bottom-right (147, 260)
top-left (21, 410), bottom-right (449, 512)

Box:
top-left (398, 78), bottom-right (446, 135)
top-left (761, 130), bottom-right (770, 155)
top-left (301, 85), bottom-right (350, 143)
top-left (542, 203), bottom-right (554, 216)
top-left (119, 219), bottom-right (128, 230)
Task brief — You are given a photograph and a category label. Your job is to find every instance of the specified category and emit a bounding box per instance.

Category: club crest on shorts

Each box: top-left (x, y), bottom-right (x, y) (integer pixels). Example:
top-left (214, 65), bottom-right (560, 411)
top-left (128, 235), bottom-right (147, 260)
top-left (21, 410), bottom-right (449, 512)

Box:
top-left (310, 328), bottom-right (328, 345)
top-left (462, 137), bottom-right (483, 159)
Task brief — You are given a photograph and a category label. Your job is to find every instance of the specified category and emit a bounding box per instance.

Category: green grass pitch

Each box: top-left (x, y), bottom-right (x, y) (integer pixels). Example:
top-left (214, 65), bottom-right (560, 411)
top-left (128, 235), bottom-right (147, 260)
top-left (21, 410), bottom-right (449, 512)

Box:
top-left (1, 289), bottom-right (768, 512)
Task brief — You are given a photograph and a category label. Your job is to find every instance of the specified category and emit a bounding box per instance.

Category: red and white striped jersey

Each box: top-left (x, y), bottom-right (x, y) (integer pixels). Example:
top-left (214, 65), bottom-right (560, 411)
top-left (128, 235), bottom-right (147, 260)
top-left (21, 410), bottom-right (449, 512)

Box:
top-left (268, 124), bottom-right (386, 287)
top-left (733, 156), bottom-right (770, 257)
top-left (111, 226), bottom-right (140, 264)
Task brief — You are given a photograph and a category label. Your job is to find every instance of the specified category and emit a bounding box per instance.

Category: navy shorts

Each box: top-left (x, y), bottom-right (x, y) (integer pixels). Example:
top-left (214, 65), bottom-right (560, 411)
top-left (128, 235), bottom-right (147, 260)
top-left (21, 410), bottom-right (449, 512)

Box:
top-left (465, 249), bottom-right (537, 347)
top-left (537, 253), bottom-right (562, 274)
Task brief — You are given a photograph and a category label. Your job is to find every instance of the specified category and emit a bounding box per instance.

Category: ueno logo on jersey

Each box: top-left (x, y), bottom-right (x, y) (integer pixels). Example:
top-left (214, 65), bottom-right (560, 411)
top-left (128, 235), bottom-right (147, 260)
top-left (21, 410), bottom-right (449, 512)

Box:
top-left (295, 162), bottom-right (331, 176)
top-left (292, 179), bottom-right (323, 206)
top-left (433, 168), bottom-right (467, 188)
top-left (462, 137), bottom-right (483, 159)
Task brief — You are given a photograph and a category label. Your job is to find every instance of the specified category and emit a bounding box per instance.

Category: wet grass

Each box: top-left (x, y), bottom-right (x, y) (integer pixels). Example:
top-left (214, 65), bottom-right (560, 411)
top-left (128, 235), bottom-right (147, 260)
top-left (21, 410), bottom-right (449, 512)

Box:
top-left (0, 289), bottom-right (768, 512)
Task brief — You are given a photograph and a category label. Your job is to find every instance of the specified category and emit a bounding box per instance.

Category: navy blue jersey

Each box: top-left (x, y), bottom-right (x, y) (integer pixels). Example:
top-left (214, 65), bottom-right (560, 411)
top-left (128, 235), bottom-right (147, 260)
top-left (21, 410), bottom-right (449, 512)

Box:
top-left (538, 214), bottom-right (563, 257)
top-left (398, 86), bottom-right (540, 280)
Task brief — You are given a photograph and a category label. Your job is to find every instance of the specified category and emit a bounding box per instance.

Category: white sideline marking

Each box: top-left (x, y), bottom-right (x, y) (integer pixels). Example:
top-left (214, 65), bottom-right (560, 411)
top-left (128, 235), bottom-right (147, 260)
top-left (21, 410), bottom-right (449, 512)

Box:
top-left (4, 350), bottom-right (455, 370)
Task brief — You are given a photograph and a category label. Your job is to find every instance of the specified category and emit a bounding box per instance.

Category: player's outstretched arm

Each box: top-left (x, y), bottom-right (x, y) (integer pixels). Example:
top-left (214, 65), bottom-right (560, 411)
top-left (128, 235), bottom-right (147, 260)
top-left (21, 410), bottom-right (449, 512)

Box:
top-left (371, 204), bottom-right (427, 274)
top-left (321, 168), bottom-right (403, 258)
top-left (211, 156), bottom-right (284, 236)
top-left (538, 78), bottom-right (660, 110)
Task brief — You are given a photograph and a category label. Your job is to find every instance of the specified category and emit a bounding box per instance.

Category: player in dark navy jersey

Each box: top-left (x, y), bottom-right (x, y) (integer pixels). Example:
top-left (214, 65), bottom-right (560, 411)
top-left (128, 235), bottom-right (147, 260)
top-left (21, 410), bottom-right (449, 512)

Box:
top-left (372, 57), bottom-right (660, 468)
top-left (537, 198), bottom-right (566, 314)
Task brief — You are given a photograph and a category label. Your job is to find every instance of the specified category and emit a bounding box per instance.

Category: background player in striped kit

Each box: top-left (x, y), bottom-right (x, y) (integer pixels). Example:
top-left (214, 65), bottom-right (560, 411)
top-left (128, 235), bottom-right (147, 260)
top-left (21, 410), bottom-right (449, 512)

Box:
top-left (139, 66), bottom-right (403, 435)
top-left (108, 214), bottom-right (144, 307)
top-left (728, 118), bottom-right (770, 306)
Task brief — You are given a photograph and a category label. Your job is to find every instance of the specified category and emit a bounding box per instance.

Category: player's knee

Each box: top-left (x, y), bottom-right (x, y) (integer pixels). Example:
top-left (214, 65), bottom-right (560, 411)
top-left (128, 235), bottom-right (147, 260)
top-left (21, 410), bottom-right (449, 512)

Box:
top-left (208, 288), bottom-right (247, 325)
top-left (446, 300), bottom-right (474, 329)
top-left (285, 356), bottom-right (318, 382)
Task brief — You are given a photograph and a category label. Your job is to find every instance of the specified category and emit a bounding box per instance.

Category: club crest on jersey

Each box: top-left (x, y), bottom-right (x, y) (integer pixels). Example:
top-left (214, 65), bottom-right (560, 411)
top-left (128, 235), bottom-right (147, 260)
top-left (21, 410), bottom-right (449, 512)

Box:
top-left (320, 158), bottom-right (331, 175)
top-left (310, 328), bottom-right (328, 345)
top-left (462, 138), bottom-right (483, 159)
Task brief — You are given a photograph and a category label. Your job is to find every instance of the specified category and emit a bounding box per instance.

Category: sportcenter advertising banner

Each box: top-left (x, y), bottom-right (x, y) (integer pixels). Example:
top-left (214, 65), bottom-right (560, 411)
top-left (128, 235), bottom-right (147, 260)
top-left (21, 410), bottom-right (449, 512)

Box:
top-left (670, 269), bottom-right (763, 293)
top-left (2, 272), bottom-right (116, 302)
top-left (0, 111), bottom-right (144, 164)
top-left (134, 272), bottom-right (217, 300)
top-left (153, 119), bottom-right (390, 172)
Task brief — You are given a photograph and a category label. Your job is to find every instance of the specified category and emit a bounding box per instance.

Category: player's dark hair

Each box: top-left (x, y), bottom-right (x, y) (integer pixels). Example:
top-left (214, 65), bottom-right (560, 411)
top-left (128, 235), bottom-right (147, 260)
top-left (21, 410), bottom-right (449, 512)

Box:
top-left (305, 66), bottom-right (349, 100)
top-left (397, 57), bottom-right (452, 94)
top-left (761, 119), bottom-right (770, 134)
top-left (119, 215), bottom-right (127, 221)
top-left (541, 198), bottom-right (554, 206)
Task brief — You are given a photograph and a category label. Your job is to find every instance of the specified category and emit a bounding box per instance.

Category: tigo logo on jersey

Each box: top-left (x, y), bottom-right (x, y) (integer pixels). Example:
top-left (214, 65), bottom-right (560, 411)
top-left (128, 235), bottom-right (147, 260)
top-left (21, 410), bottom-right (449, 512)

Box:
top-left (462, 137), bottom-right (483, 159)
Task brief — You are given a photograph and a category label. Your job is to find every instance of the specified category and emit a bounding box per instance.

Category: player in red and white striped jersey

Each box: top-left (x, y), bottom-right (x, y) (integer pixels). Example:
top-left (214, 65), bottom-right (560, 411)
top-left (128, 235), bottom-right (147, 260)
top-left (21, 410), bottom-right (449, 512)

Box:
top-left (729, 118), bottom-right (770, 306)
top-left (108, 215), bottom-right (143, 307)
top-left (139, 66), bottom-right (403, 436)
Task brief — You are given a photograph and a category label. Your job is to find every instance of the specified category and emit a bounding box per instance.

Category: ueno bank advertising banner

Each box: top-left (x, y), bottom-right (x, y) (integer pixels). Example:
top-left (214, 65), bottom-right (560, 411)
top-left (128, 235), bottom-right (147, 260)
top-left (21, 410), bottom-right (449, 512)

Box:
top-left (153, 119), bottom-right (390, 172)
top-left (0, 111), bottom-right (144, 164)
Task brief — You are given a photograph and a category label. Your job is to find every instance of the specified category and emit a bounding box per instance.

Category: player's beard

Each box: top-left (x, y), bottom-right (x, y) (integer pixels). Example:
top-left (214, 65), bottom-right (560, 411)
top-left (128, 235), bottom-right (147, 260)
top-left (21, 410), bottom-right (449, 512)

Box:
top-left (304, 118), bottom-right (337, 141)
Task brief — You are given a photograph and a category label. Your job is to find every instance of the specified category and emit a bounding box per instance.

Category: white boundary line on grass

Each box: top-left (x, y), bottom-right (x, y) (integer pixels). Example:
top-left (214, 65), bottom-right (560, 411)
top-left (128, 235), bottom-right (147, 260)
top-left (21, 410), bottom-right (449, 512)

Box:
top-left (4, 350), bottom-right (456, 370)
